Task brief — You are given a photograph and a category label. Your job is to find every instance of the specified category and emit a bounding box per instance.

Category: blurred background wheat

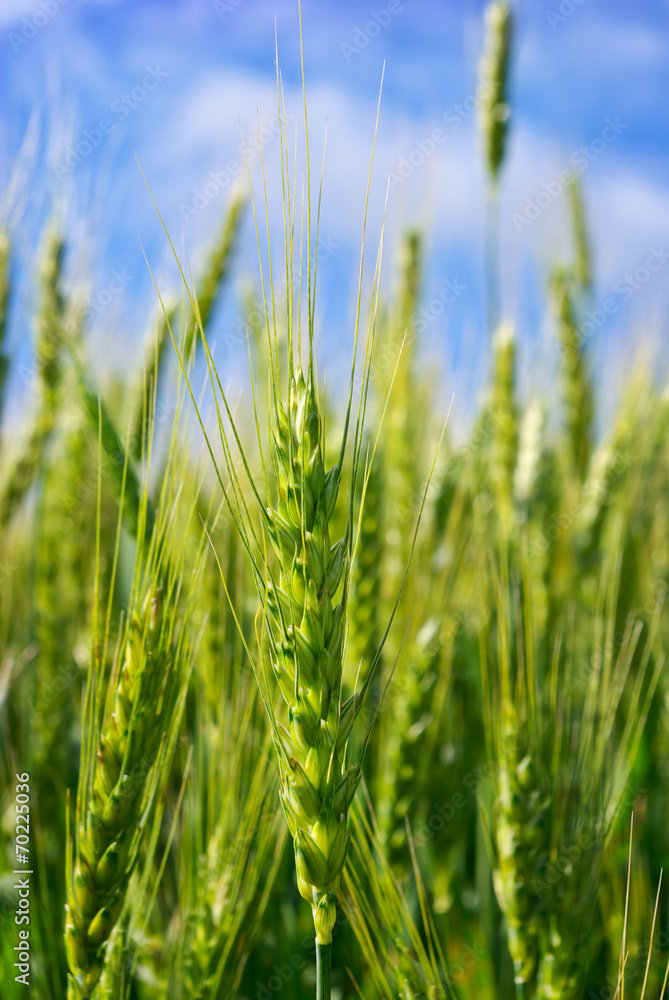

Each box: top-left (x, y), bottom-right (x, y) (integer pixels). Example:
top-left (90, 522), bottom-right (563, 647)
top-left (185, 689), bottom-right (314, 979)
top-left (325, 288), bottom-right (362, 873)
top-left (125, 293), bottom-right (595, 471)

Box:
top-left (1, 1), bottom-right (669, 999)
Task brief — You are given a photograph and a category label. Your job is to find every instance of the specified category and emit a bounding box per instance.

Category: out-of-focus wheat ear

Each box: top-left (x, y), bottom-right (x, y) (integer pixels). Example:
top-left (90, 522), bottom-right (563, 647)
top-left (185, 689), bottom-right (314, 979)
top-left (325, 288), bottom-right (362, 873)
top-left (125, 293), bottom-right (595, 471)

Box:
top-left (395, 227), bottom-right (423, 480)
top-left (378, 618), bottom-right (443, 873)
top-left (479, 1), bottom-right (513, 186)
top-left (65, 468), bottom-right (203, 1000)
top-left (480, 1), bottom-right (513, 333)
top-left (182, 190), bottom-right (245, 360)
top-left (550, 267), bottom-right (593, 482)
top-left (33, 402), bottom-right (90, 806)
top-left (0, 228), bottom-right (10, 412)
top-left (0, 226), bottom-right (66, 528)
top-left (128, 308), bottom-right (171, 461)
top-left (397, 227), bottom-right (421, 346)
top-left (490, 321), bottom-right (519, 529)
top-left (482, 558), bottom-right (549, 995)
top-left (567, 175), bottom-right (592, 294)
top-left (382, 228), bottom-right (424, 597)
top-left (30, 397), bottom-right (93, 993)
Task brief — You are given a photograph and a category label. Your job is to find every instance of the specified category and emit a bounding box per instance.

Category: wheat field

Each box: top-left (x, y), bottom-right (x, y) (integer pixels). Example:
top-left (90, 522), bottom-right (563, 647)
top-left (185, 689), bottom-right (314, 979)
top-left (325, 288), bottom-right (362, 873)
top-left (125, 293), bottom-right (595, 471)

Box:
top-left (1, 3), bottom-right (669, 999)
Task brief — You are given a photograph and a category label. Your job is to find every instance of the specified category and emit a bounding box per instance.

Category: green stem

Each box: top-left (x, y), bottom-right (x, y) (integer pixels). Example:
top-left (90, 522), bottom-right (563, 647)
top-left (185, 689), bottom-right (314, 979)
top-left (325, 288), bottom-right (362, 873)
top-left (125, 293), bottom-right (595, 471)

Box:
top-left (316, 939), bottom-right (332, 1000)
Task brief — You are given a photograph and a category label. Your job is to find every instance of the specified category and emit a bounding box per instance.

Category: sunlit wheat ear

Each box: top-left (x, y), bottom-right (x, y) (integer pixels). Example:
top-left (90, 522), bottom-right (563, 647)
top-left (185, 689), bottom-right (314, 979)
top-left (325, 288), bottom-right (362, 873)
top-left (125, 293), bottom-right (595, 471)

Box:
top-left (479, 0), bottom-right (513, 185)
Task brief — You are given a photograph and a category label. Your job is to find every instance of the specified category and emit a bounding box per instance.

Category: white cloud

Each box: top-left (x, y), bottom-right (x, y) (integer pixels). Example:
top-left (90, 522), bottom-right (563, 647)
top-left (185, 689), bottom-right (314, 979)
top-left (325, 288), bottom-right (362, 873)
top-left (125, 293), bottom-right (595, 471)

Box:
top-left (0, 0), bottom-right (125, 32)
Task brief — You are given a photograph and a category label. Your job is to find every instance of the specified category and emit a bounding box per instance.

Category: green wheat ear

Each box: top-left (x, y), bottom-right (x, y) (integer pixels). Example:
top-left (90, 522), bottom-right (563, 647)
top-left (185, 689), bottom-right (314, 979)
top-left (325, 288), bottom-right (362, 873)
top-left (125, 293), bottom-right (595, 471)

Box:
top-left (263, 365), bottom-right (357, 941)
top-left (480, 0), bottom-right (513, 185)
top-left (550, 268), bottom-right (593, 483)
top-left (141, 18), bottom-right (442, 995)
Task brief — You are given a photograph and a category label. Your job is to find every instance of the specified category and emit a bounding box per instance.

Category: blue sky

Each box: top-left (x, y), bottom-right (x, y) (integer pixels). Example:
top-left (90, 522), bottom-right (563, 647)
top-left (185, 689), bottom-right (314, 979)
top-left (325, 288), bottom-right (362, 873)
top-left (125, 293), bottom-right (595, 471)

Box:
top-left (1, 0), bottom-right (669, 432)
